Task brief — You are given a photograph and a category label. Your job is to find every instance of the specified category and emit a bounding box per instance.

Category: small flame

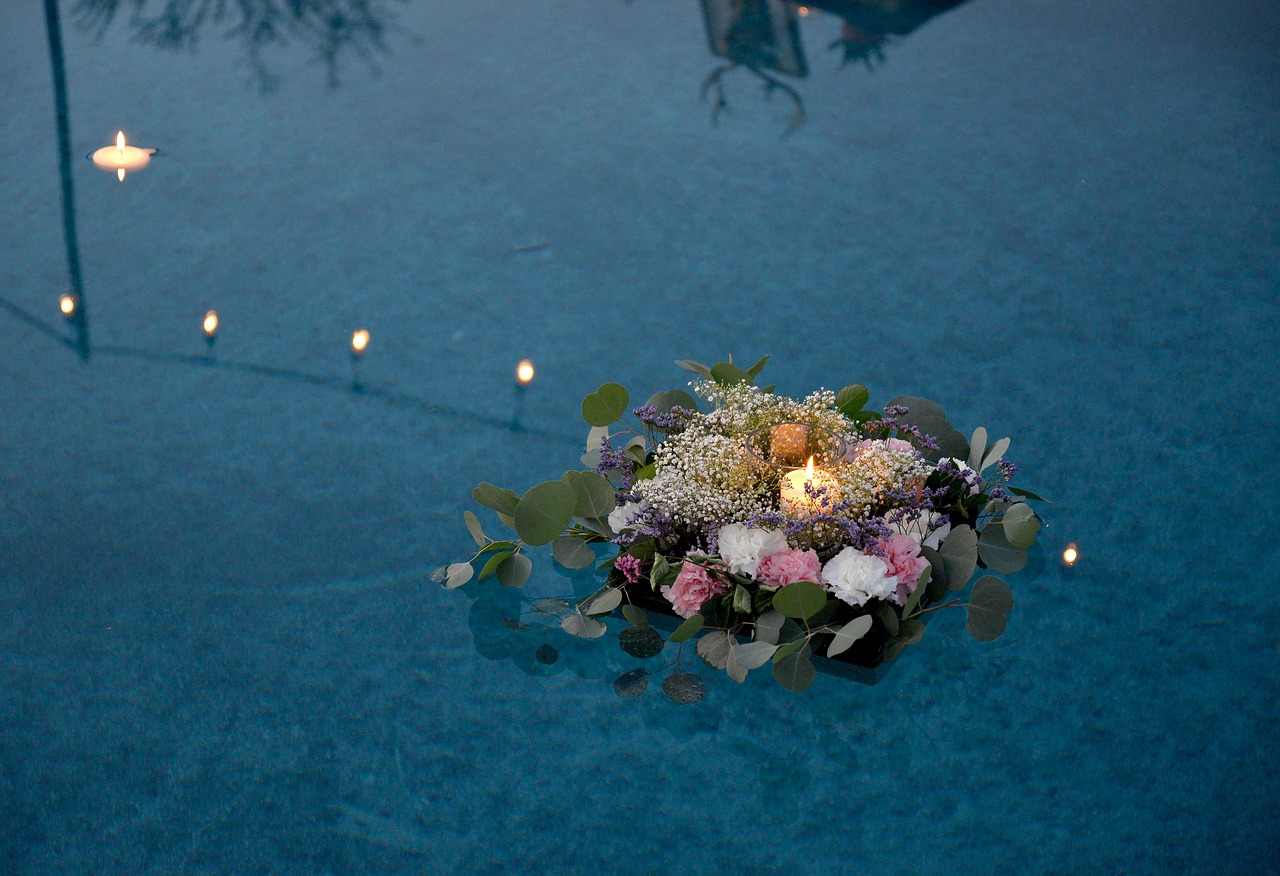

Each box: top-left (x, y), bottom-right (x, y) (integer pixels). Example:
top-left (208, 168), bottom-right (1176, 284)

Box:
top-left (351, 329), bottom-right (370, 355)
top-left (804, 456), bottom-right (815, 480)
top-left (116, 130), bottom-right (125, 152)
top-left (117, 168), bottom-right (125, 182)
top-left (59, 294), bottom-right (76, 316)
top-left (515, 359), bottom-right (535, 385)
top-left (797, 5), bottom-right (810, 15)
top-left (1062, 543), bottom-right (1079, 567)
top-left (203, 310), bottom-right (218, 337)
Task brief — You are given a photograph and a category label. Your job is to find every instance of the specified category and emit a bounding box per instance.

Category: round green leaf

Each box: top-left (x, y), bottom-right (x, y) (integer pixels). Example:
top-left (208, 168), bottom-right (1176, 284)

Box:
top-left (772, 647), bottom-right (816, 693)
top-left (710, 362), bottom-right (751, 385)
top-left (696, 629), bottom-right (731, 669)
top-left (472, 482), bottom-right (520, 517)
top-left (885, 394), bottom-right (947, 422)
top-left (582, 383), bottom-right (630, 427)
top-left (645, 389), bottom-right (699, 418)
top-left (552, 535), bottom-right (596, 569)
top-left (621, 604), bottom-right (649, 627)
top-left (561, 470), bottom-right (617, 519)
top-left (1001, 503), bottom-right (1042, 549)
top-left (513, 480), bottom-right (576, 546)
top-left (561, 613), bottom-right (608, 639)
top-left (584, 587), bottom-right (623, 616)
top-left (835, 384), bottom-right (869, 416)
top-left (478, 550), bottom-right (513, 582)
top-left (496, 552), bottom-right (532, 588)
top-left (731, 640), bottom-right (777, 670)
top-left (978, 524), bottom-right (1028, 573)
top-left (443, 562), bottom-right (474, 590)
top-left (938, 524), bottom-right (979, 592)
top-left (463, 510), bottom-right (487, 548)
top-left (770, 581), bottom-right (827, 621)
top-left (966, 576), bottom-right (1014, 642)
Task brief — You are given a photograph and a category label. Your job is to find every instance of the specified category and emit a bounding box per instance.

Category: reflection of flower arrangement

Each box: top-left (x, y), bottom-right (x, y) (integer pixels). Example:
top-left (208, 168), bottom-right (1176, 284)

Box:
top-left (439, 356), bottom-right (1044, 703)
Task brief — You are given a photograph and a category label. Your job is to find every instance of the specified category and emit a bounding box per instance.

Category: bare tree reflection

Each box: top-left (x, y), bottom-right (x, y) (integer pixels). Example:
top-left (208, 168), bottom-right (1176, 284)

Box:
top-left (71, 0), bottom-right (406, 90)
top-left (699, 0), bottom-right (969, 128)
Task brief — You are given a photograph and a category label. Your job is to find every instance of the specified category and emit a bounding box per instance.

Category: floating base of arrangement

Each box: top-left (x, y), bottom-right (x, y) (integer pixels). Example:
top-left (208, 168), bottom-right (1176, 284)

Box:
top-left (620, 582), bottom-right (900, 686)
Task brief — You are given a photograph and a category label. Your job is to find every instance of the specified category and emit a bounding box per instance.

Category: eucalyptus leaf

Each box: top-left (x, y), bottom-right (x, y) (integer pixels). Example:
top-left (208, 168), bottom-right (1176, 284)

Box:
top-left (674, 359), bottom-right (713, 379)
top-left (835, 384), bottom-right (870, 416)
top-left (696, 629), bottom-right (732, 670)
top-left (443, 562), bottom-right (474, 589)
top-left (826, 615), bottom-right (873, 658)
top-left (724, 653), bottom-right (749, 684)
top-left (560, 470), bottom-right (617, 519)
top-left (902, 566), bottom-right (930, 616)
top-left (662, 672), bottom-right (707, 704)
top-left (732, 584), bottom-right (753, 614)
top-left (771, 581), bottom-right (827, 621)
top-left (551, 535), bottom-right (596, 570)
top-left (915, 415), bottom-right (970, 461)
top-left (898, 617), bottom-right (926, 645)
top-left (496, 552), bottom-right (532, 588)
top-left (561, 613), bottom-right (608, 639)
top-left (871, 601), bottom-right (899, 637)
top-left (532, 598), bottom-right (572, 614)
top-left (745, 355), bottom-right (771, 379)
top-left (966, 576), bottom-right (1014, 642)
top-left (710, 362), bottom-right (751, 385)
top-left (981, 436), bottom-right (1011, 473)
top-left (535, 643), bottom-right (558, 665)
top-left (478, 550), bottom-right (513, 582)
top-left (754, 610), bottom-right (786, 645)
top-left (773, 647), bottom-right (816, 693)
top-left (472, 483), bottom-right (520, 517)
top-left (1009, 486), bottom-right (1050, 503)
top-left (732, 640), bottom-right (778, 670)
top-left (1001, 503), bottom-right (1042, 549)
top-left (476, 540), bottom-right (516, 557)
top-left (619, 625), bottom-right (665, 659)
top-left (463, 511), bottom-right (487, 548)
top-left (585, 425), bottom-right (611, 454)
top-left (885, 395), bottom-right (947, 422)
top-left (978, 524), bottom-right (1028, 573)
top-left (584, 588), bottom-right (623, 616)
top-left (645, 389), bottom-right (699, 418)
top-left (668, 614), bottom-right (704, 643)
top-left (938, 524), bottom-right (979, 592)
top-left (613, 668), bottom-right (649, 697)
top-left (513, 480), bottom-right (576, 546)
top-left (581, 383), bottom-right (630, 427)
top-left (968, 426), bottom-right (988, 472)
top-left (621, 605), bottom-right (649, 627)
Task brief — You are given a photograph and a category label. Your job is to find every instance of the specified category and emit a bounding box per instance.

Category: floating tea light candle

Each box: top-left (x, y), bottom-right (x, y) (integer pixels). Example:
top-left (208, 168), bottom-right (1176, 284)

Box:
top-left (90, 131), bottom-right (156, 181)
top-left (1061, 542), bottom-right (1079, 568)
top-left (59, 293), bottom-right (77, 318)
top-left (515, 359), bottom-right (535, 386)
top-left (351, 329), bottom-right (370, 356)
top-left (781, 456), bottom-right (839, 514)
top-left (203, 310), bottom-right (218, 352)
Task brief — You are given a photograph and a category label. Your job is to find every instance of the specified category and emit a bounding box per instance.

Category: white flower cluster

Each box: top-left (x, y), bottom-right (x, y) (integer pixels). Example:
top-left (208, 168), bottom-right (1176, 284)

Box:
top-left (840, 440), bottom-right (933, 510)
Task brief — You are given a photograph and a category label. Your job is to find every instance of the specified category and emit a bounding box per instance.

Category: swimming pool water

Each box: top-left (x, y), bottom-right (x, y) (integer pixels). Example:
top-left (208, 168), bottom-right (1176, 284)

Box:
top-left (1, 0), bottom-right (1277, 872)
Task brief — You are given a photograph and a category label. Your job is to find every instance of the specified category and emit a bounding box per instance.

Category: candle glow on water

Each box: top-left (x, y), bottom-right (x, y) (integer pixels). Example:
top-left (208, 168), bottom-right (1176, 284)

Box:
top-left (90, 131), bottom-right (156, 182)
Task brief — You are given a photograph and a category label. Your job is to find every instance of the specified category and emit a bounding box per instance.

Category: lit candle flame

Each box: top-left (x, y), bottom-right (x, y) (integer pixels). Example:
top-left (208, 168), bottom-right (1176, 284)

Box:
top-left (1062, 543), bottom-right (1079, 567)
top-left (117, 130), bottom-right (125, 153)
top-left (203, 310), bottom-right (218, 337)
top-left (804, 456), bottom-right (815, 481)
top-left (59, 294), bottom-right (76, 316)
top-left (515, 359), bottom-right (535, 385)
top-left (351, 329), bottom-right (370, 355)
top-left (797, 5), bottom-right (810, 15)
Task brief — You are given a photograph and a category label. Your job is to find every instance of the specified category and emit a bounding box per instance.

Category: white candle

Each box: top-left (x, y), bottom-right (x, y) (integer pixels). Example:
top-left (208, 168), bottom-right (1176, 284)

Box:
top-left (780, 456), bottom-right (839, 514)
top-left (91, 131), bottom-right (155, 181)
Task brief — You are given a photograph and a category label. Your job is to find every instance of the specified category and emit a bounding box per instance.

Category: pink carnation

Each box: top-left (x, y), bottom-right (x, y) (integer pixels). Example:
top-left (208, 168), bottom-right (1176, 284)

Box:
top-left (661, 560), bottom-right (727, 618)
top-left (878, 534), bottom-right (930, 606)
top-left (755, 548), bottom-right (822, 590)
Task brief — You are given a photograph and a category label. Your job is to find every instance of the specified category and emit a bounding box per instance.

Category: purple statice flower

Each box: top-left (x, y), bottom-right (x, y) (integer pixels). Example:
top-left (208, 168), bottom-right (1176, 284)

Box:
top-left (998, 459), bottom-right (1019, 481)
top-left (615, 554), bottom-right (643, 585)
top-left (989, 486), bottom-right (1011, 501)
top-left (596, 436), bottom-right (635, 491)
top-left (864, 404), bottom-right (940, 452)
top-left (633, 404), bottom-right (692, 434)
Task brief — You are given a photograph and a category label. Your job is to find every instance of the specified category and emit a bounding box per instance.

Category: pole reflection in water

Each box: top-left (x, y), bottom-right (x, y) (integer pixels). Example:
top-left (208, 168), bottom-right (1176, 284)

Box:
top-left (43, 0), bottom-right (90, 360)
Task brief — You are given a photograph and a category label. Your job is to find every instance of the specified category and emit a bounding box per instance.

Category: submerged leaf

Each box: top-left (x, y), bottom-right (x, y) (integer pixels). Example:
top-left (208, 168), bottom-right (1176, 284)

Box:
top-left (613, 668), bottom-right (649, 697)
top-left (967, 576), bottom-right (1014, 642)
top-left (662, 672), bottom-right (707, 704)
top-left (535, 643), bottom-right (558, 664)
top-left (619, 625), bottom-right (665, 659)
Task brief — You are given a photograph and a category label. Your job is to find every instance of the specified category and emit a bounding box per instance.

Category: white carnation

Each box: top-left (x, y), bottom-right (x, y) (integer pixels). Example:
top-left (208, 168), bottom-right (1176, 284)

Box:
top-left (716, 523), bottom-right (789, 579)
top-left (608, 501), bottom-right (641, 534)
top-left (821, 547), bottom-right (894, 606)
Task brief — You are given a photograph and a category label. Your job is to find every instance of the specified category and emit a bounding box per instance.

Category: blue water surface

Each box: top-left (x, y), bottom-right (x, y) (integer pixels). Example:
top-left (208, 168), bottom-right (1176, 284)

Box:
top-left (1, 0), bottom-right (1277, 872)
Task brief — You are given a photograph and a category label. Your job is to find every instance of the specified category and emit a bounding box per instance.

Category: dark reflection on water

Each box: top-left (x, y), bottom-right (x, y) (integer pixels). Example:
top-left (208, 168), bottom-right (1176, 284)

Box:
top-left (699, 0), bottom-right (970, 127)
top-left (71, 0), bottom-right (408, 90)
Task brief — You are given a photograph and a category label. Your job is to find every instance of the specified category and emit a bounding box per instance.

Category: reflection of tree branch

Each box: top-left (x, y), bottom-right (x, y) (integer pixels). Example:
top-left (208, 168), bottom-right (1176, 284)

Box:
top-left (700, 62), bottom-right (806, 132)
top-left (71, 0), bottom-right (403, 91)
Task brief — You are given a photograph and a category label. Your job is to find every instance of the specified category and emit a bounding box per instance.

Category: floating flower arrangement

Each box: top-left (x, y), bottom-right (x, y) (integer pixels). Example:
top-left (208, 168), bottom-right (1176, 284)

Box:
top-left (437, 357), bottom-right (1044, 703)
